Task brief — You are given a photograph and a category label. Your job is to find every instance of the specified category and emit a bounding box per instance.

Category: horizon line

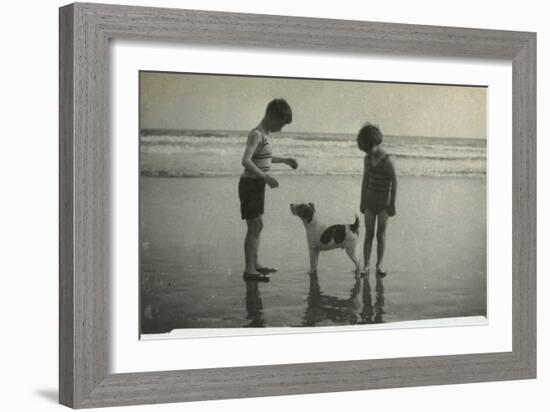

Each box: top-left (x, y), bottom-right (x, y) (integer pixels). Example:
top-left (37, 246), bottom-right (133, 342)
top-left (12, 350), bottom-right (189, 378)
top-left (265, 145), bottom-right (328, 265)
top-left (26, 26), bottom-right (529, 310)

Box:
top-left (139, 127), bottom-right (486, 140)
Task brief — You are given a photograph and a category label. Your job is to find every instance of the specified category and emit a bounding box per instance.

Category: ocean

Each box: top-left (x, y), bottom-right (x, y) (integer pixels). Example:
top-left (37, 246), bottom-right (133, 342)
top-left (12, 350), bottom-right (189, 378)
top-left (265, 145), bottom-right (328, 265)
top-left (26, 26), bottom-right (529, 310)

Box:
top-left (139, 128), bottom-right (487, 332)
top-left (140, 129), bottom-right (486, 178)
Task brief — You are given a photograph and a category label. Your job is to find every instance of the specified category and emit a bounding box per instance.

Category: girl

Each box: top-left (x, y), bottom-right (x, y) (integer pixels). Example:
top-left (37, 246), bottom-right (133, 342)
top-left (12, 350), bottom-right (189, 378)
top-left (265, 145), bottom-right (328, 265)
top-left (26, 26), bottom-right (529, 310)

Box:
top-left (357, 123), bottom-right (397, 277)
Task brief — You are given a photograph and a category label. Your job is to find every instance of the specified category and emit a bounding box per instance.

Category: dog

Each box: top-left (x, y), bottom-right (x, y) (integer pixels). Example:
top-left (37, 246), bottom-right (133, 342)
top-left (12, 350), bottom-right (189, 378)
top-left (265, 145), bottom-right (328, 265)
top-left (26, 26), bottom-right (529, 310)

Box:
top-left (290, 202), bottom-right (361, 277)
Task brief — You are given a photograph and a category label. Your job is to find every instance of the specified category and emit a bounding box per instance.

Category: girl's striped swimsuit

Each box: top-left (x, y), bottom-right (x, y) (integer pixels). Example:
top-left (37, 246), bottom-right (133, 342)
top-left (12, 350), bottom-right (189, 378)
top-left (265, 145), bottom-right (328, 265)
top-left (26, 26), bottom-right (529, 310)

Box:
top-left (242, 128), bottom-right (272, 178)
top-left (363, 153), bottom-right (392, 215)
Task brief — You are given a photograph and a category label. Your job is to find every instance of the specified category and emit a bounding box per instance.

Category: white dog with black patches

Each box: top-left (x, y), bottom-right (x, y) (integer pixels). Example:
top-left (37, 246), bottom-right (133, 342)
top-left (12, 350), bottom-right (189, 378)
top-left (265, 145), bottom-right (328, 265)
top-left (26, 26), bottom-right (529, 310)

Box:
top-left (290, 202), bottom-right (361, 277)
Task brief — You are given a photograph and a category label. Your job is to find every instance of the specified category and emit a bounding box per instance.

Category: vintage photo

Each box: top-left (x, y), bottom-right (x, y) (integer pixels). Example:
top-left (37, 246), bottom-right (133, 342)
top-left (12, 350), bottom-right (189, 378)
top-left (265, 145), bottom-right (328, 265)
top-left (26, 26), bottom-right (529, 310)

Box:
top-left (139, 71), bottom-right (487, 336)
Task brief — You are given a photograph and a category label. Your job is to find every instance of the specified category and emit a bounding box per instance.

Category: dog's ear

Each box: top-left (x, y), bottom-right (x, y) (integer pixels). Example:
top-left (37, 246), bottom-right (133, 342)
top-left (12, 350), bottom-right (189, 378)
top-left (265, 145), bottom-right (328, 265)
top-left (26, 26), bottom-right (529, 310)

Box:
top-left (308, 202), bottom-right (315, 213)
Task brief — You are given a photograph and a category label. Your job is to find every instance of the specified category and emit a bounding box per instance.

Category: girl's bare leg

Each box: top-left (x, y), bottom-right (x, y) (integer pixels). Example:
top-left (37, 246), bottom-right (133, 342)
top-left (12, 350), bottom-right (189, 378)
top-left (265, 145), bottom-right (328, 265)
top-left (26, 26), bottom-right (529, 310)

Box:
top-left (363, 210), bottom-right (376, 275)
top-left (376, 210), bottom-right (389, 272)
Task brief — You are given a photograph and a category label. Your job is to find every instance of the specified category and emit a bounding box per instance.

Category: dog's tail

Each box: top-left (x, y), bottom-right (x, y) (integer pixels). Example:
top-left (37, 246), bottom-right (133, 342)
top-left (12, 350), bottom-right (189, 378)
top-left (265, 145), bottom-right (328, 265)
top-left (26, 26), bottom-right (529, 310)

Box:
top-left (350, 214), bottom-right (360, 235)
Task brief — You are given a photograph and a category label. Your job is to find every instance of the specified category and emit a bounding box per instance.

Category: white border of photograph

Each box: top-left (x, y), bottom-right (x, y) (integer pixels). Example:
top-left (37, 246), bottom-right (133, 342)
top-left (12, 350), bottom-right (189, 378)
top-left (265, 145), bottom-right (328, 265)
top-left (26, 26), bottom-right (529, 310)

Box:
top-left (110, 40), bottom-right (511, 373)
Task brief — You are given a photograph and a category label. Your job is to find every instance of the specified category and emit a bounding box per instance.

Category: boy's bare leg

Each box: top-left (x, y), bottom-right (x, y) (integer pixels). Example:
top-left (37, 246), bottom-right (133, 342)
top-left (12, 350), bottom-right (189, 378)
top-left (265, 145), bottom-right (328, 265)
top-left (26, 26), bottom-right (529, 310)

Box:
top-left (245, 216), bottom-right (262, 274)
top-left (376, 211), bottom-right (389, 272)
top-left (363, 210), bottom-right (376, 275)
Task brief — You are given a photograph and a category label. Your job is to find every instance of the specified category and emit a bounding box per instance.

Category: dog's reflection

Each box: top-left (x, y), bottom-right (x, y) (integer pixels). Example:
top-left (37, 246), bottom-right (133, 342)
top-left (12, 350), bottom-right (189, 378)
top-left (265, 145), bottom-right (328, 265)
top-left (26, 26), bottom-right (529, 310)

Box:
top-left (303, 273), bottom-right (385, 326)
top-left (244, 280), bottom-right (266, 327)
top-left (303, 273), bottom-right (362, 326)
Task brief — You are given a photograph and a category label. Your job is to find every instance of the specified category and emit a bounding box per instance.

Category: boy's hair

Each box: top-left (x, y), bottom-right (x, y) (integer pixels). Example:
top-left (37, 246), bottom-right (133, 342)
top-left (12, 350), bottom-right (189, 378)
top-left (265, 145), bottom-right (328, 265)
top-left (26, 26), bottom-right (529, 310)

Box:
top-left (357, 123), bottom-right (383, 152)
top-left (265, 98), bottom-right (292, 125)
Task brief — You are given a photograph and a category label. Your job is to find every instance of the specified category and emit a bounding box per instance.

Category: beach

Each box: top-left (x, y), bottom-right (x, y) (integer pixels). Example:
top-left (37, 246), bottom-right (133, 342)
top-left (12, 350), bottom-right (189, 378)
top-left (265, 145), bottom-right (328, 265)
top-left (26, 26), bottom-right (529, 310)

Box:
top-left (140, 175), bottom-right (486, 334)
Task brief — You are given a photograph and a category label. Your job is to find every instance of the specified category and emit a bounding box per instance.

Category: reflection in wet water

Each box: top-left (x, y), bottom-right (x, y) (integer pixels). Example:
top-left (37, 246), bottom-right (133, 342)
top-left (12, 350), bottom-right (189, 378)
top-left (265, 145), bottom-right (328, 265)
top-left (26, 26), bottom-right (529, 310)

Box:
top-left (244, 280), bottom-right (265, 327)
top-left (239, 273), bottom-right (387, 328)
top-left (302, 273), bottom-right (385, 326)
top-left (142, 269), bottom-right (387, 333)
top-left (361, 274), bottom-right (385, 324)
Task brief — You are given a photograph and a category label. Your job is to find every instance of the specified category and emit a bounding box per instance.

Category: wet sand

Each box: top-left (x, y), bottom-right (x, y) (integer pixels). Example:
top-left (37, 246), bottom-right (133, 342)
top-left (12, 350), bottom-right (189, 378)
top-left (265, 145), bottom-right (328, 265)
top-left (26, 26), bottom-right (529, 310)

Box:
top-left (140, 175), bottom-right (486, 334)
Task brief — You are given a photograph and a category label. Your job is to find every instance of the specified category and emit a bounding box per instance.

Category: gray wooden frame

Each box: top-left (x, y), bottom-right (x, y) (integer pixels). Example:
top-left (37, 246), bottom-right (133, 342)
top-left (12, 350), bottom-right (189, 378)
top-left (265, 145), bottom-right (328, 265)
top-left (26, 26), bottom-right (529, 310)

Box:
top-left (59, 2), bottom-right (536, 408)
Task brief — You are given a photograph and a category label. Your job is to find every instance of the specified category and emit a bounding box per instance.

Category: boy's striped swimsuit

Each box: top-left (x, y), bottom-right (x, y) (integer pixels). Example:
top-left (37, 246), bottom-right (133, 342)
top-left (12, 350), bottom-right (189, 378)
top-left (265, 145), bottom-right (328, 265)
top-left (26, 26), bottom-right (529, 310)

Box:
top-left (242, 128), bottom-right (272, 178)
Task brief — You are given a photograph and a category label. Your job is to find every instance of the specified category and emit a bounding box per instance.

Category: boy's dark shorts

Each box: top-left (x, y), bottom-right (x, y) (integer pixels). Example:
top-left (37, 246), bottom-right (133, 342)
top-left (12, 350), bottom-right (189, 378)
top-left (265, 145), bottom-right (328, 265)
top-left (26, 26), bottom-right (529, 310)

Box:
top-left (238, 177), bottom-right (266, 220)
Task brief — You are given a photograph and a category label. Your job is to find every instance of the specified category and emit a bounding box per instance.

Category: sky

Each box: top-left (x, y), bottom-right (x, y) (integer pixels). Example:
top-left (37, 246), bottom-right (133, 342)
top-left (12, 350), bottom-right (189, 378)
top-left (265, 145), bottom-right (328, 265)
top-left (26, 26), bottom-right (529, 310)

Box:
top-left (140, 71), bottom-right (487, 139)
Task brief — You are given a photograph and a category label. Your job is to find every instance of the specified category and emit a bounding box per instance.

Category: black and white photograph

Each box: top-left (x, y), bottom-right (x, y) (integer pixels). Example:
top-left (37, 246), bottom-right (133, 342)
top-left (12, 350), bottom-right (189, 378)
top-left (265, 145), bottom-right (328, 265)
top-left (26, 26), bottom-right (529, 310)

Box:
top-left (139, 71), bottom-right (487, 336)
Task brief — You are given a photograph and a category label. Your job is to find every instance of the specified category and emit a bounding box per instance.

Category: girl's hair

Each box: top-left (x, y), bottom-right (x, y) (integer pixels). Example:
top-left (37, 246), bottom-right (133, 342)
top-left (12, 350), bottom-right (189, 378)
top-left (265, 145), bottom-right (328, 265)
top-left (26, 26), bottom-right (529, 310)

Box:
top-left (265, 98), bottom-right (293, 125)
top-left (357, 123), bottom-right (383, 152)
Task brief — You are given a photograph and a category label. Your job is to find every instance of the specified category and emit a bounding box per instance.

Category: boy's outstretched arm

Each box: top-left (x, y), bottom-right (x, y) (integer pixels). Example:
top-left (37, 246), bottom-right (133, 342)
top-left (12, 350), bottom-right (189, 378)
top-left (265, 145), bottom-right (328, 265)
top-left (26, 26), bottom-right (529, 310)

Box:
top-left (272, 156), bottom-right (298, 169)
top-left (241, 130), bottom-right (279, 188)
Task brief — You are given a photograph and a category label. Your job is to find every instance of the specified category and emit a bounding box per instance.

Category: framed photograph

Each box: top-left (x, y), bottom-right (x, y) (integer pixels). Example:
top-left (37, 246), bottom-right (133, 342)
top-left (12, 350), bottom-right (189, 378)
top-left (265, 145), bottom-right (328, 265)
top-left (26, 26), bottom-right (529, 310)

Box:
top-left (59, 2), bottom-right (536, 408)
top-left (138, 71), bottom-right (489, 337)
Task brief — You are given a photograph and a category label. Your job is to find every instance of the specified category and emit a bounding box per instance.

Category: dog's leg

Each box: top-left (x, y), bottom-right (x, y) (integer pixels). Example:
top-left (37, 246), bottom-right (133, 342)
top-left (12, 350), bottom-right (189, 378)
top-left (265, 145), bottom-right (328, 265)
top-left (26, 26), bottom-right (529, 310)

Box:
top-left (345, 247), bottom-right (361, 277)
top-left (309, 247), bottom-right (319, 275)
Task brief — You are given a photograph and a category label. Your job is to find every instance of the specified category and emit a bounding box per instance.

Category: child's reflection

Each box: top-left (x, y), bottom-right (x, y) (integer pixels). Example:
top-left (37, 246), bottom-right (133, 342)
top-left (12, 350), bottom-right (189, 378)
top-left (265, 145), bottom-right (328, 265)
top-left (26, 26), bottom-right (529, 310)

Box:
top-left (362, 273), bottom-right (385, 323)
top-left (244, 279), bottom-right (265, 327)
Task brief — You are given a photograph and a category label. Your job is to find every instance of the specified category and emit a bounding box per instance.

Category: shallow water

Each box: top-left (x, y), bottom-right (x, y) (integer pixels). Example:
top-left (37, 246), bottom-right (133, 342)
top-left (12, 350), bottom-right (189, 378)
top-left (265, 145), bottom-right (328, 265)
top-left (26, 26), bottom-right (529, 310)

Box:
top-left (140, 175), bottom-right (486, 334)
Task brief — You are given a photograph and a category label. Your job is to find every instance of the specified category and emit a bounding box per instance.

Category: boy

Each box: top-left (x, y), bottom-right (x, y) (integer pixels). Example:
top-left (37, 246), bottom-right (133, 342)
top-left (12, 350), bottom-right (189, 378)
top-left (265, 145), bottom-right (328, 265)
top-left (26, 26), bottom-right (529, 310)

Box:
top-left (239, 98), bottom-right (298, 281)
